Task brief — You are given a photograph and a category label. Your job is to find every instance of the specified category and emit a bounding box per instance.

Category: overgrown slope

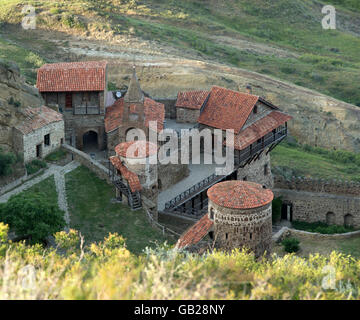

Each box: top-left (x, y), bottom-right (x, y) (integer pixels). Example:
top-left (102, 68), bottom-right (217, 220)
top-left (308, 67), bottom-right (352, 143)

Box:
top-left (0, 223), bottom-right (359, 300)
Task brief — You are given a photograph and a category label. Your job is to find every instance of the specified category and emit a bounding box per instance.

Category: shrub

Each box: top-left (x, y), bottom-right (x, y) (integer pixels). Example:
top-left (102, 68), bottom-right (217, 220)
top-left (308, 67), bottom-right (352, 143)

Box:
top-left (292, 221), bottom-right (354, 234)
top-left (0, 193), bottom-right (65, 244)
top-left (26, 159), bottom-right (47, 175)
top-left (282, 237), bottom-right (300, 253)
top-left (0, 148), bottom-right (16, 176)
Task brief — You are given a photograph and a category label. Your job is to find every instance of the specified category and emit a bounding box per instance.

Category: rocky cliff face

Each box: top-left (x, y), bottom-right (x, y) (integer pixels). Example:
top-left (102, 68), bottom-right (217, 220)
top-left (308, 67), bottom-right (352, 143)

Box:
top-left (0, 60), bottom-right (44, 151)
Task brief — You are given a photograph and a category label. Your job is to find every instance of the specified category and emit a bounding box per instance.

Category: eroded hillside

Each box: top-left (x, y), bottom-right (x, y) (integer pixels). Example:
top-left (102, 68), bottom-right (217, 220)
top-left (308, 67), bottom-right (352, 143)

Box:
top-left (0, 0), bottom-right (360, 152)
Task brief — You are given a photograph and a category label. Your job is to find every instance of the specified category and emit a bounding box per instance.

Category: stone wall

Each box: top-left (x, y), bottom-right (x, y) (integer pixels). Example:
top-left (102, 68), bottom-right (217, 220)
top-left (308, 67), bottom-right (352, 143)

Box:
top-left (176, 107), bottom-right (200, 123)
top-left (158, 163), bottom-right (190, 191)
top-left (274, 176), bottom-right (360, 197)
top-left (210, 201), bottom-right (272, 257)
top-left (62, 144), bottom-right (110, 183)
top-left (237, 152), bottom-right (273, 188)
top-left (273, 188), bottom-right (360, 228)
top-left (155, 98), bottom-right (176, 119)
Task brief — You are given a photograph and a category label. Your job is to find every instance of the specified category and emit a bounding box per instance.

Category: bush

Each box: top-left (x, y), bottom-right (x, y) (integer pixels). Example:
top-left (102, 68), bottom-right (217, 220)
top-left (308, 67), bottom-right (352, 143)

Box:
top-left (282, 237), bottom-right (300, 253)
top-left (0, 148), bottom-right (16, 176)
top-left (26, 159), bottom-right (47, 175)
top-left (0, 193), bottom-right (65, 244)
top-left (292, 221), bottom-right (354, 234)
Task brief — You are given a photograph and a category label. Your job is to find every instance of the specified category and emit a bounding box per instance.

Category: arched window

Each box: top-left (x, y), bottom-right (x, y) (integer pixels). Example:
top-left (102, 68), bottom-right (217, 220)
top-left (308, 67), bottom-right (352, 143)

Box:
top-left (344, 214), bottom-right (353, 228)
top-left (326, 212), bottom-right (335, 225)
top-left (209, 208), bottom-right (214, 220)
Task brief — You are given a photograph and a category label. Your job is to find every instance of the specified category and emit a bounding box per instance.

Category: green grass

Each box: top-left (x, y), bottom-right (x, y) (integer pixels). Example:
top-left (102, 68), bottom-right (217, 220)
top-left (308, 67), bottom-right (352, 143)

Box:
top-left (45, 149), bottom-right (67, 162)
top-left (20, 175), bottom-right (58, 204)
top-left (271, 143), bottom-right (360, 182)
top-left (1, 0), bottom-right (360, 105)
top-left (65, 166), bottom-right (173, 254)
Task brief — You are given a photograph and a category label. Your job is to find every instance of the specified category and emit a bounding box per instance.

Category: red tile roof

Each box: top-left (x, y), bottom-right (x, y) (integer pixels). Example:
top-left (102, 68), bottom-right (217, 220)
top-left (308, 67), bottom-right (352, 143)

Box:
top-left (224, 111), bottom-right (292, 150)
top-left (16, 106), bottom-right (63, 135)
top-left (109, 156), bottom-right (142, 192)
top-left (198, 86), bottom-right (259, 133)
top-left (176, 214), bottom-right (213, 249)
top-left (115, 140), bottom-right (158, 159)
top-left (176, 90), bottom-right (210, 110)
top-left (104, 97), bottom-right (164, 133)
top-left (37, 61), bottom-right (107, 92)
top-left (207, 181), bottom-right (274, 209)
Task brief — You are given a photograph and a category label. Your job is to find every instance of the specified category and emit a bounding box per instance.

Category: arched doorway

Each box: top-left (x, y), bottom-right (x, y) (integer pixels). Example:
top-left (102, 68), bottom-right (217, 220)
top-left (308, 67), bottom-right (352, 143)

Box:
top-left (326, 212), bottom-right (335, 225)
top-left (83, 130), bottom-right (98, 152)
top-left (344, 214), bottom-right (353, 228)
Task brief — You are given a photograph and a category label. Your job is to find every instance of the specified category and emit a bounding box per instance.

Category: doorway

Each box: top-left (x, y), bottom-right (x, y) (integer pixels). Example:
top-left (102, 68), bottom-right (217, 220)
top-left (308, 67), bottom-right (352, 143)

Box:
top-left (82, 131), bottom-right (98, 152)
top-left (36, 144), bottom-right (42, 158)
top-left (281, 203), bottom-right (293, 222)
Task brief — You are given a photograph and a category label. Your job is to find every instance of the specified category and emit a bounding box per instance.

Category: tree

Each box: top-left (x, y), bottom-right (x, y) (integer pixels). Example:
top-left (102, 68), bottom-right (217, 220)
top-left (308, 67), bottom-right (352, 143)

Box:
top-left (0, 193), bottom-right (65, 244)
top-left (0, 148), bottom-right (16, 176)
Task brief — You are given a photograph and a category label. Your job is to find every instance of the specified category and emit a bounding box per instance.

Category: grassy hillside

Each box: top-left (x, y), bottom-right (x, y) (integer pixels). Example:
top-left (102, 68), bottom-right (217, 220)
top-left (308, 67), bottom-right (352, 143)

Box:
top-left (0, 0), bottom-right (360, 105)
top-left (272, 142), bottom-right (360, 182)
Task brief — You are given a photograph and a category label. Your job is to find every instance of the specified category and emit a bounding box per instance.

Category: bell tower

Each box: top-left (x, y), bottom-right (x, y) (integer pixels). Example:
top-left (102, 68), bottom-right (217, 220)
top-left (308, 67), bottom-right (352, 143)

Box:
top-left (120, 66), bottom-right (148, 141)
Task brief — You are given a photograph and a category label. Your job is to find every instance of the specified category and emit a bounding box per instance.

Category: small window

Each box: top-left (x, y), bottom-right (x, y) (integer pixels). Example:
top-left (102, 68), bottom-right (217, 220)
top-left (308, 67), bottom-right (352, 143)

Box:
top-left (250, 233), bottom-right (252, 240)
top-left (225, 233), bottom-right (228, 240)
top-left (253, 105), bottom-right (258, 114)
top-left (209, 208), bottom-right (214, 220)
top-left (44, 134), bottom-right (50, 146)
top-left (61, 138), bottom-right (64, 145)
top-left (264, 164), bottom-right (269, 175)
top-left (257, 138), bottom-right (262, 144)
top-left (243, 176), bottom-right (247, 181)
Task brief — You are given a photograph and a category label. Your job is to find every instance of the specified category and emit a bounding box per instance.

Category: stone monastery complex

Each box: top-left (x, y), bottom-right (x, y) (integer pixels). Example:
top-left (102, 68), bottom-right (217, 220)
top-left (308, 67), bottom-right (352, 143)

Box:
top-left (7, 59), bottom-right (360, 256)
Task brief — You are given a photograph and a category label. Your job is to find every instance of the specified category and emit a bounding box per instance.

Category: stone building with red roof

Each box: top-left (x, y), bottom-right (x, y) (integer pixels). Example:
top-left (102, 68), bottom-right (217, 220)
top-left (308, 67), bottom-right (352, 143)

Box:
top-left (13, 106), bottom-right (64, 163)
top-left (37, 61), bottom-right (108, 151)
top-left (105, 67), bottom-right (165, 155)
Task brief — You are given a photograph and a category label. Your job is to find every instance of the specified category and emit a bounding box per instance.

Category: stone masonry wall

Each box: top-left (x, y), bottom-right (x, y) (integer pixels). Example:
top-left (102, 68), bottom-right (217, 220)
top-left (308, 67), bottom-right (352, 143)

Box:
top-left (176, 107), bottom-right (200, 123)
top-left (210, 201), bottom-right (272, 257)
top-left (237, 152), bottom-right (273, 188)
top-left (273, 188), bottom-right (360, 228)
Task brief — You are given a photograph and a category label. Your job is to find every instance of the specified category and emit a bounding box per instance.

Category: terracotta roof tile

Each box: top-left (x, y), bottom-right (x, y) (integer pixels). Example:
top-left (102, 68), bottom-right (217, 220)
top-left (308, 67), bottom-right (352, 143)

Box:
top-left (198, 86), bottom-right (259, 133)
top-left (225, 111), bottom-right (292, 150)
top-left (104, 97), bottom-right (164, 133)
top-left (176, 214), bottom-right (213, 249)
top-left (115, 140), bottom-right (158, 159)
top-left (207, 180), bottom-right (274, 209)
top-left (37, 61), bottom-right (107, 92)
top-left (15, 106), bottom-right (63, 135)
top-left (109, 156), bottom-right (142, 192)
top-left (176, 90), bottom-right (210, 110)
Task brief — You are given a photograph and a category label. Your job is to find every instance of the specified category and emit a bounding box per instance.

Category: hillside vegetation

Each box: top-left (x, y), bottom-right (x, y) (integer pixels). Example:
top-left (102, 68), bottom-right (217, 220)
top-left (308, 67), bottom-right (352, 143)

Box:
top-left (1, 0), bottom-right (360, 106)
top-left (0, 222), bottom-right (359, 300)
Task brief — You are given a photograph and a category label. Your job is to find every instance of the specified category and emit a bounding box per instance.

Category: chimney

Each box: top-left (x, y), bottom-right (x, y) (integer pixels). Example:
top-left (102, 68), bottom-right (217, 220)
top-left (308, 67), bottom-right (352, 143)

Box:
top-left (246, 85), bottom-right (252, 94)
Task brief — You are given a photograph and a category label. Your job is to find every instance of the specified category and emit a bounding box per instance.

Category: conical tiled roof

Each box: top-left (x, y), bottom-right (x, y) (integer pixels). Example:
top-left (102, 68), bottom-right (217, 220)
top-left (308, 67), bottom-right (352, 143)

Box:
top-left (124, 66), bottom-right (144, 103)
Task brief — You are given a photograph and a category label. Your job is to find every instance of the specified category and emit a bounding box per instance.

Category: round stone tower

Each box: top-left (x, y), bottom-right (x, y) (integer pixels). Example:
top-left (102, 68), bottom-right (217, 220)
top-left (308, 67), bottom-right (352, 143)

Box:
top-left (115, 140), bottom-right (159, 217)
top-left (207, 180), bottom-right (273, 257)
